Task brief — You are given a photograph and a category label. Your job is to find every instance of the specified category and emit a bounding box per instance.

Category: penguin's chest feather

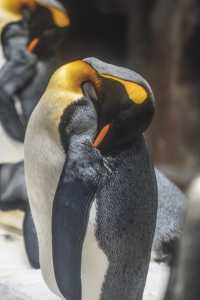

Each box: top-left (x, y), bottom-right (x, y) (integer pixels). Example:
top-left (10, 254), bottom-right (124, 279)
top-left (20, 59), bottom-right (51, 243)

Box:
top-left (25, 107), bottom-right (108, 300)
top-left (82, 201), bottom-right (109, 300)
top-left (25, 115), bottom-right (65, 297)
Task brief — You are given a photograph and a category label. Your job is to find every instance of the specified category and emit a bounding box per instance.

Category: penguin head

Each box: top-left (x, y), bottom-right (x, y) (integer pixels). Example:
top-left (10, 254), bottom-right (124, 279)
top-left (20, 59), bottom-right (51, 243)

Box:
top-left (0, 0), bottom-right (69, 35)
top-left (0, 0), bottom-right (69, 26)
top-left (42, 57), bottom-right (155, 154)
top-left (0, 0), bottom-right (70, 61)
top-left (26, 0), bottom-right (69, 54)
top-left (35, 0), bottom-right (69, 28)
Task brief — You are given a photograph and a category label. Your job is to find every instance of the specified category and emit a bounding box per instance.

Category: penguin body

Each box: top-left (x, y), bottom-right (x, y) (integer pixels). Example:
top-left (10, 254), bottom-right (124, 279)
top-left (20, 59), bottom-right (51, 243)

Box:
top-left (25, 58), bottom-right (157, 299)
top-left (0, 162), bottom-right (185, 270)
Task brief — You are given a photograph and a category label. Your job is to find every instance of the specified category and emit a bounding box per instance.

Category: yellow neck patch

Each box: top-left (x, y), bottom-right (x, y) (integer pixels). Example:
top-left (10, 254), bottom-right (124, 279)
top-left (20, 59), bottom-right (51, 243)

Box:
top-left (102, 74), bottom-right (148, 104)
top-left (43, 61), bottom-right (101, 128)
top-left (48, 60), bottom-right (101, 95)
top-left (0, 0), bottom-right (36, 15)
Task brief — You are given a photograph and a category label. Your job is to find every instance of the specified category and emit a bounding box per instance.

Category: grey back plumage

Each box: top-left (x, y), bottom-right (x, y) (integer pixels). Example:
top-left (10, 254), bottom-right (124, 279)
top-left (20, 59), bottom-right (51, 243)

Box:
top-left (153, 169), bottom-right (186, 262)
top-left (95, 136), bottom-right (157, 300)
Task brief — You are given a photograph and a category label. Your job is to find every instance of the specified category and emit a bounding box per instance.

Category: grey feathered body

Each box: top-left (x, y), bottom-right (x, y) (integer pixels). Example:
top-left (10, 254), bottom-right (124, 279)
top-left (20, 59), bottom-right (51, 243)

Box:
top-left (95, 135), bottom-right (158, 300)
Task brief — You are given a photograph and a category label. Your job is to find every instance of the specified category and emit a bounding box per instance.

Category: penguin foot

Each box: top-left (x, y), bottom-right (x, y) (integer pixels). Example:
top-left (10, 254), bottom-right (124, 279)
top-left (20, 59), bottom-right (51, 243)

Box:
top-left (152, 237), bottom-right (179, 266)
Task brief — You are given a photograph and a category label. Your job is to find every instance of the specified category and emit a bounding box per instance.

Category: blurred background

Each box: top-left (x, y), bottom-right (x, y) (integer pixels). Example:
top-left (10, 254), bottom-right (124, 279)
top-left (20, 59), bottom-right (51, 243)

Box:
top-left (0, 0), bottom-right (199, 299)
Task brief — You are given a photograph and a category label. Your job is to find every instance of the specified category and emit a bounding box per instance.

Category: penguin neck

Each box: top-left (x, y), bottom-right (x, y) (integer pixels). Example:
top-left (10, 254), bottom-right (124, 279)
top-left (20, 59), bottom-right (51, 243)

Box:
top-left (104, 135), bottom-right (152, 185)
top-left (105, 134), bottom-right (147, 159)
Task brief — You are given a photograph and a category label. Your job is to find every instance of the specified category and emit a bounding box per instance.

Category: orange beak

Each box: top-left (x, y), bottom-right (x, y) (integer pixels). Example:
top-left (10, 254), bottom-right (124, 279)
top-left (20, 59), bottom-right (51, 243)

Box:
top-left (27, 37), bottom-right (39, 52)
top-left (93, 124), bottom-right (111, 148)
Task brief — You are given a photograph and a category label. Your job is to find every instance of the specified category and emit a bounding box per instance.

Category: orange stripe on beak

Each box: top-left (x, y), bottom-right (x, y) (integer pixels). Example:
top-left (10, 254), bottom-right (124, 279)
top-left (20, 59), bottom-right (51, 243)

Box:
top-left (93, 124), bottom-right (111, 148)
top-left (27, 37), bottom-right (39, 53)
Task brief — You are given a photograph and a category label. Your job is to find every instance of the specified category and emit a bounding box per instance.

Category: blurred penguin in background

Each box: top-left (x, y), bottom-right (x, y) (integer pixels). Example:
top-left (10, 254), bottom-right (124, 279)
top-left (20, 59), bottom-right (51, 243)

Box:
top-left (0, 0), bottom-right (69, 268)
top-left (163, 178), bottom-right (200, 300)
top-left (0, 0), bottom-right (69, 142)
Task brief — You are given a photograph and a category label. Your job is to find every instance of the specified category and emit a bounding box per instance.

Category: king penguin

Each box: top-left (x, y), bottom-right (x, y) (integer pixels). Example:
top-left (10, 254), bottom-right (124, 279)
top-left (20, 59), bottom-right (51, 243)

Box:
top-left (0, 0), bottom-right (69, 267)
top-left (25, 57), bottom-right (157, 300)
top-left (0, 0), bottom-right (69, 142)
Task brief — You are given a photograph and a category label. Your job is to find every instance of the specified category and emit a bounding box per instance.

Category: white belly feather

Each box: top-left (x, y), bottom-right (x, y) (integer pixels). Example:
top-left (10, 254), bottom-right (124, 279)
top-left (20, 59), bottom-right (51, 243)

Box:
top-left (25, 102), bottom-right (65, 298)
top-left (25, 103), bottom-right (108, 300)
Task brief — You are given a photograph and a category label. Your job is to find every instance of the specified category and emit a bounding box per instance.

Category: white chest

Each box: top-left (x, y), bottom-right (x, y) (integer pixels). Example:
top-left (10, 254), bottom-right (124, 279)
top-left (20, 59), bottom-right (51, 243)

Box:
top-left (25, 112), bottom-right (65, 297)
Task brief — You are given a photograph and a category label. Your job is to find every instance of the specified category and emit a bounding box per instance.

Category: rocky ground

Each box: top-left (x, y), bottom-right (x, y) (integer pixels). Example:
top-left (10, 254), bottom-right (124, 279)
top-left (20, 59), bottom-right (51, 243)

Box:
top-left (0, 45), bottom-right (169, 300)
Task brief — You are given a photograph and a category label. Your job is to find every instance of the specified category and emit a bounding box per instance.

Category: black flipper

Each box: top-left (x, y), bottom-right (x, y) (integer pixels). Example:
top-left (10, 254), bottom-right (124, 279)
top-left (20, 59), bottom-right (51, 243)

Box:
top-left (0, 162), bottom-right (27, 211)
top-left (0, 88), bottom-right (26, 142)
top-left (52, 167), bottom-right (97, 300)
top-left (23, 208), bottom-right (40, 269)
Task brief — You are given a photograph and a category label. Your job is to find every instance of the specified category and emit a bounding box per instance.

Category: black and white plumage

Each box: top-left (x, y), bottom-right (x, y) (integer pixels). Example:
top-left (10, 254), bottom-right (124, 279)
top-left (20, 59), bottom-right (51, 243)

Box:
top-left (0, 0), bottom-right (69, 142)
top-left (24, 58), bottom-right (158, 299)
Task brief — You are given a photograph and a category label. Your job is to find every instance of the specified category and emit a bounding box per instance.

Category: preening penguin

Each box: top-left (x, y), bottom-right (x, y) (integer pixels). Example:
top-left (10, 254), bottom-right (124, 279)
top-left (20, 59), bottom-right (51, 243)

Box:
top-left (25, 58), bottom-right (157, 300)
top-left (0, 0), bottom-right (69, 142)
